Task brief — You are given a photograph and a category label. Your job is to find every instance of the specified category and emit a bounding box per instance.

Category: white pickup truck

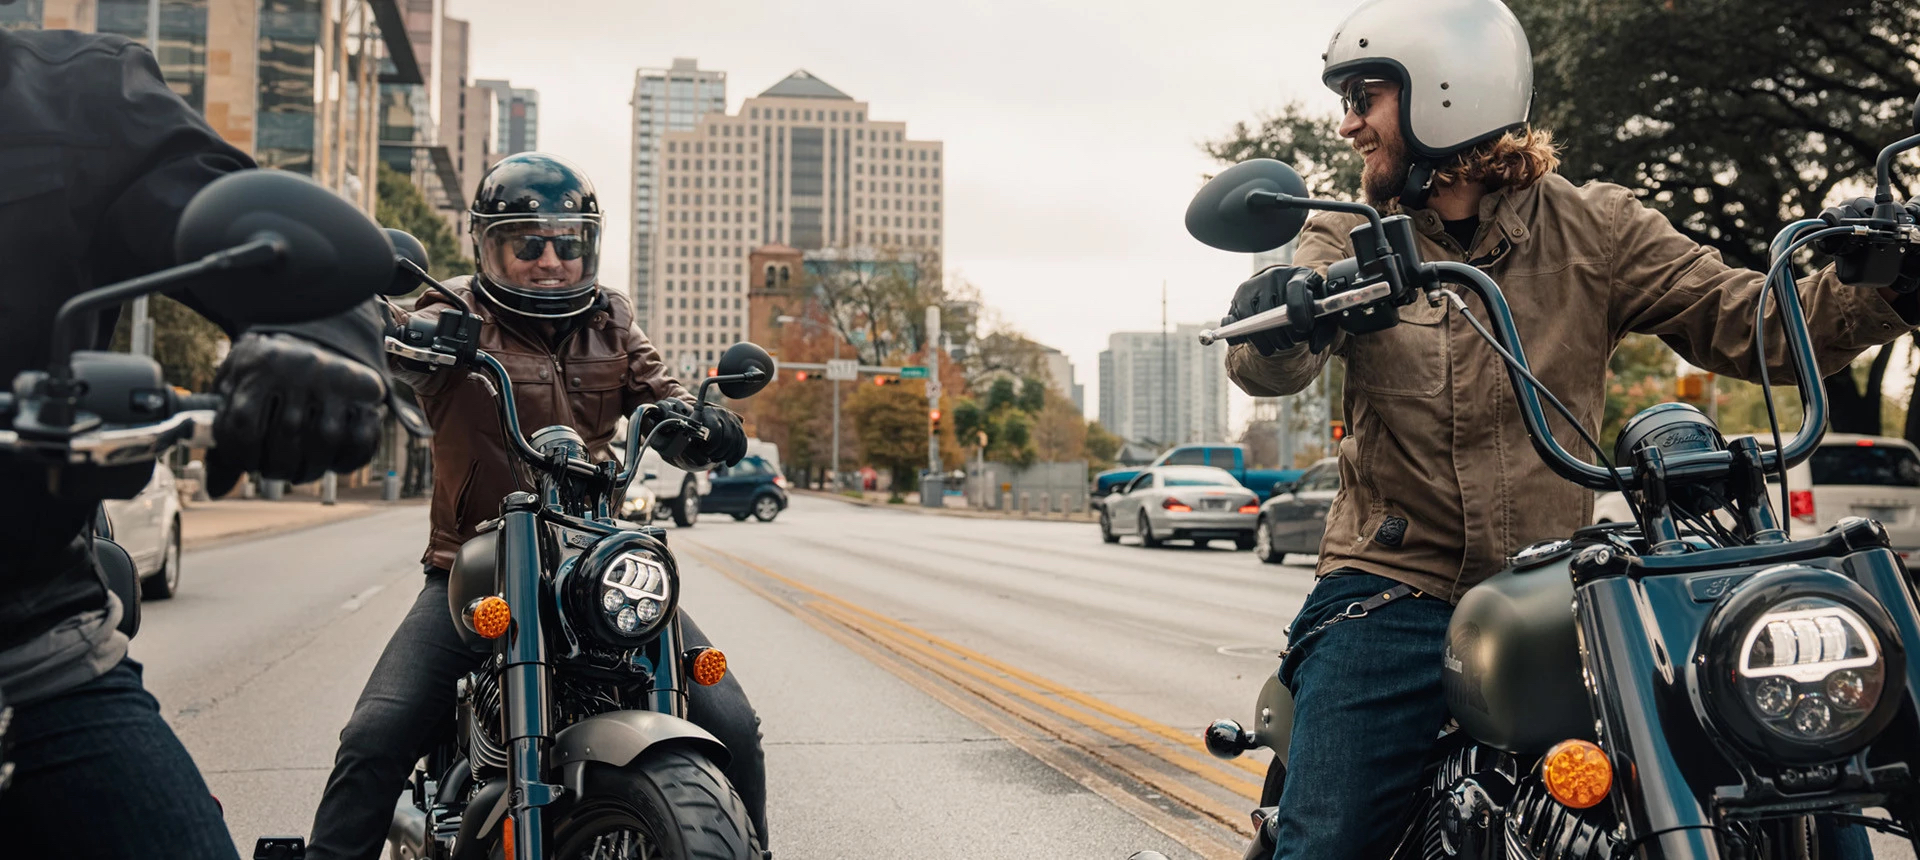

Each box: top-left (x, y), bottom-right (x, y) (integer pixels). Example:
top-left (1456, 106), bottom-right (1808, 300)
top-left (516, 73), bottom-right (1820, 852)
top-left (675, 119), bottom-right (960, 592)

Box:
top-left (611, 416), bottom-right (711, 527)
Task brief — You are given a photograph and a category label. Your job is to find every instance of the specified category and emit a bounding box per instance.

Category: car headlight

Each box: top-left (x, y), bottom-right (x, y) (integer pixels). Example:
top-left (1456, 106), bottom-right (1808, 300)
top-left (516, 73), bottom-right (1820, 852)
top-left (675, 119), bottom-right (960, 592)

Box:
top-left (560, 533), bottom-right (677, 645)
top-left (1698, 566), bottom-right (1905, 765)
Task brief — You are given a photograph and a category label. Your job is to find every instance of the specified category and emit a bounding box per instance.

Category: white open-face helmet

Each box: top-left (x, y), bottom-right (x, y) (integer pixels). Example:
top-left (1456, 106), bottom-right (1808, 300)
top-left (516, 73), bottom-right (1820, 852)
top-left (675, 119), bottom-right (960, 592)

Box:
top-left (1322, 0), bottom-right (1534, 163)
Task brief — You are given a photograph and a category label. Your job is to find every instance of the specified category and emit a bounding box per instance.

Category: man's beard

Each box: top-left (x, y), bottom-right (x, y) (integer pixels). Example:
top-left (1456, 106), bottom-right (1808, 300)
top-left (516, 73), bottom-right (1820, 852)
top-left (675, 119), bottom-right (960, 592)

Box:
top-left (1361, 138), bottom-right (1412, 207)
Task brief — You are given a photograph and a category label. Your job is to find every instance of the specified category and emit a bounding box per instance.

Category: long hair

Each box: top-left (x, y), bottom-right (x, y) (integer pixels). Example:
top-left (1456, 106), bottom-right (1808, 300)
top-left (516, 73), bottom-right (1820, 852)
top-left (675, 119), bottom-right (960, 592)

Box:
top-left (1432, 126), bottom-right (1561, 192)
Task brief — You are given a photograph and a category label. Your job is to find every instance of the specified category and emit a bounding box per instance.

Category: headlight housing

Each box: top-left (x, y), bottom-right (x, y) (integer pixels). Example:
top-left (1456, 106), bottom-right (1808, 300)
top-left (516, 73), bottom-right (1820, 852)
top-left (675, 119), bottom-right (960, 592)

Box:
top-left (561, 532), bottom-right (678, 646)
top-left (1697, 566), bottom-right (1905, 765)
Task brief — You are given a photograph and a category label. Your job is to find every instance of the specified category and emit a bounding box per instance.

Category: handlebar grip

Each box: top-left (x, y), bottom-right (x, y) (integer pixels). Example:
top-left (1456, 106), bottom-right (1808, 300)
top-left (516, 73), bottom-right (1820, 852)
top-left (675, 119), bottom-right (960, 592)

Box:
top-left (176, 393), bottom-right (224, 412)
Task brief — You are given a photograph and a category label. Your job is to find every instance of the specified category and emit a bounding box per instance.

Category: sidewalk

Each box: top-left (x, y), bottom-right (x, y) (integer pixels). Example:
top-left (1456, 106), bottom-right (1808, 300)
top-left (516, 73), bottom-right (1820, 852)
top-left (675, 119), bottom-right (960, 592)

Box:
top-left (180, 495), bottom-right (420, 550)
top-left (793, 488), bottom-right (1098, 523)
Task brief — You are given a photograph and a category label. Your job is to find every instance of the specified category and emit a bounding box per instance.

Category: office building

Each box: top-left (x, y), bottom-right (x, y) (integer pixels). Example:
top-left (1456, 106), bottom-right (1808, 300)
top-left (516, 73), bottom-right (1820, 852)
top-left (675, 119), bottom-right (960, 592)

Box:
top-left (475, 77), bottom-right (537, 156)
top-left (1098, 326), bottom-right (1228, 447)
top-left (631, 58), bottom-right (727, 330)
top-left (649, 69), bottom-right (944, 376)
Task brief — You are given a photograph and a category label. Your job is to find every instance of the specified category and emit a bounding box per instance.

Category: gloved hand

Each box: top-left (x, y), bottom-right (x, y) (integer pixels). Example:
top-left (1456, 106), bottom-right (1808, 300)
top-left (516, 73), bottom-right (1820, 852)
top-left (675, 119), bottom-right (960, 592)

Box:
top-left (206, 332), bottom-right (387, 496)
top-left (1816, 197), bottom-right (1920, 293)
top-left (647, 398), bottom-right (748, 471)
top-left (1224, 266), bottom-right (1338, 356)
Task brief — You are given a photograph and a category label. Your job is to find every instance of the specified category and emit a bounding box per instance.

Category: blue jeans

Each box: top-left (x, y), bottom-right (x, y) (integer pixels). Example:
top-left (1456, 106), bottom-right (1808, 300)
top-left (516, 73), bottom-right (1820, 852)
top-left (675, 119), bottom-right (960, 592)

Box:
top-left (1268, 571), bottom-right (1873, 858)
top-left (0, 658), bottom-right (239, 859)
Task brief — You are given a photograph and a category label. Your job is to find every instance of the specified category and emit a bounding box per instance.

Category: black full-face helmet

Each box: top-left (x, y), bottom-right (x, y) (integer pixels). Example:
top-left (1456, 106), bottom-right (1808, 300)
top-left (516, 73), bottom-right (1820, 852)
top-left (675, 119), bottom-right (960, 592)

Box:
top-left (469, 152), bottom-right (603, 320)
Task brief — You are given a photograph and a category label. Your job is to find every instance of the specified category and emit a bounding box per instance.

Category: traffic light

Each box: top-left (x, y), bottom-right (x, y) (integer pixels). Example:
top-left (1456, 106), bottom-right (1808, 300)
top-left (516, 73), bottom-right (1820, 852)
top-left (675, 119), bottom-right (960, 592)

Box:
top-left (1330, 419), bottom-right (1346, 441)
top-left (874, 375), bottom-right (900, 386)
top-left (930, 408), bottom-right (942, 434)
top-left (1675, 374), bottom-right (1707, 400)
top-left (795, 370), bottom-right (809, 381)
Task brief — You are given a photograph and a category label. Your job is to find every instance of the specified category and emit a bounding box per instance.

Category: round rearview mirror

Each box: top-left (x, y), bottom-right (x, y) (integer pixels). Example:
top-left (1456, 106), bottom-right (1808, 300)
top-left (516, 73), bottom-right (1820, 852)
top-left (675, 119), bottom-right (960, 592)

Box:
top-left (382, 228), bottom-right (432, 296)
top-left (174, 170), bottom-right (393, 325)
top-left (716, 342), bottom-right (775, 399)
top-left (1184, 159), bottom-right (1311, 253)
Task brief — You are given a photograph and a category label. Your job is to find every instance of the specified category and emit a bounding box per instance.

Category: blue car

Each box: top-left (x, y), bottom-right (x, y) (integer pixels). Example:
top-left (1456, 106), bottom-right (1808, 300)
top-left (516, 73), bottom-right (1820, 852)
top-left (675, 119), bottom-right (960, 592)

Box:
top-left (703, 454), bottom-right (789, 522)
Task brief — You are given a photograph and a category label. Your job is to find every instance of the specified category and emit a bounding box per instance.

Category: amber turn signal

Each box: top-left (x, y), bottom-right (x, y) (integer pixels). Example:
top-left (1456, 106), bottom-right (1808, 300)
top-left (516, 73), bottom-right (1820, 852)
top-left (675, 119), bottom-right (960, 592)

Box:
top-left (688, 647), bottom-right (728, 686)
top-left (1542, 739), bottom-right (1612, 809)
top-left (468, 596), bottom-right (511, 639)
top-left (501, 812), bottom-right (515, 859)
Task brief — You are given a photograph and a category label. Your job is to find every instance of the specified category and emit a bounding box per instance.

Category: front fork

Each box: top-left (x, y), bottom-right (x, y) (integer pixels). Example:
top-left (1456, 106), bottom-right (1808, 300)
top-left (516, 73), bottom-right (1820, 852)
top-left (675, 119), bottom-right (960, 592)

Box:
top-left (500, 508), bottom-right (560, 859)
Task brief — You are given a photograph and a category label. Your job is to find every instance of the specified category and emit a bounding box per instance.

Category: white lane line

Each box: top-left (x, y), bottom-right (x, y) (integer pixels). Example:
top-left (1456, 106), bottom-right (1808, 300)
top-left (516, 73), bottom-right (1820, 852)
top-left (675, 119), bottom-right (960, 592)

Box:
top-left (340, 584), bottom-right (385, 612)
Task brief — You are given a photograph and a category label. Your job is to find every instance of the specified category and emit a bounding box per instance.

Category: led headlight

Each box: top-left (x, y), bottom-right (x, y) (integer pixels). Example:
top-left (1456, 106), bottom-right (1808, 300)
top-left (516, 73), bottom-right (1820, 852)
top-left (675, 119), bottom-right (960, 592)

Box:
top-left (560, 533), bottom-right (679, 646)
top-left (1734, 599), bottom-right (1883, 743)
top-left (1697, 566), bottom-right (1906, 766)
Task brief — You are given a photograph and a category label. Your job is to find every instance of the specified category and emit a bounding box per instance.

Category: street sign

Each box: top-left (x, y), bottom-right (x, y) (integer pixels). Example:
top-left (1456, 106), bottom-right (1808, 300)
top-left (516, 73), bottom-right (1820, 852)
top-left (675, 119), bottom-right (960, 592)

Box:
top-left (826, 359), bottom-right (858, 381)
top-left (899, 366), bottom-right (929, 379)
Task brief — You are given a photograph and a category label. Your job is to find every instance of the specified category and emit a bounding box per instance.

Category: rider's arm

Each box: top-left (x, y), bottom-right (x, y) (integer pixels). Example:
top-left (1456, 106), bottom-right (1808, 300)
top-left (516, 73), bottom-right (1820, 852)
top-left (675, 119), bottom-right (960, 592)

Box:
top-left (1224, 212), bottom-right (1355, 397)
top-left (621, 323), bottom-right (695, 412)
top-left (1607, 183), bottom-right (1919, 384)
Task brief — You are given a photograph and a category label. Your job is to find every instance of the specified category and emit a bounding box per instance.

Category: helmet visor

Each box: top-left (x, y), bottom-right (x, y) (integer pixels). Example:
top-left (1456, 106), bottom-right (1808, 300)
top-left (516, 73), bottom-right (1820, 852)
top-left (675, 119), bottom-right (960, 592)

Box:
top-left (477, 216), bottom-right (600, 295)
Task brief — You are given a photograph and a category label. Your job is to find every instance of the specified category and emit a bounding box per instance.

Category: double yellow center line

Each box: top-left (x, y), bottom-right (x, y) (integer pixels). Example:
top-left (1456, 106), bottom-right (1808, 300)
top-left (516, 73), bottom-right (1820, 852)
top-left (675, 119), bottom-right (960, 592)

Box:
top-left (684, 542), bottom-right (1272, 854)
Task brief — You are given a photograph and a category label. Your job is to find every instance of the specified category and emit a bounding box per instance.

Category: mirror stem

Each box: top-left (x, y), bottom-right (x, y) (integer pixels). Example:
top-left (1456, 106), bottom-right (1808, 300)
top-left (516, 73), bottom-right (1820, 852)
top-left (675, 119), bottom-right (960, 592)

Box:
top-left (397, 258), bottom-right (471, 313)
top-left (1245, 191), bottom-right (1395, 262)
top-left (1873, 132), bottom-right (1920, 204)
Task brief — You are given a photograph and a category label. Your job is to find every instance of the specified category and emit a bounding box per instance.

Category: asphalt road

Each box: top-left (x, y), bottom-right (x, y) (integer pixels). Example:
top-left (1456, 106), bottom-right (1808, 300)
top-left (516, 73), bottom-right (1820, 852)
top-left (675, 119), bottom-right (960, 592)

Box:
top-left (128, 495), bottom-right (1913, 858)
top-left (132, 497), bottom-right (1289, 858)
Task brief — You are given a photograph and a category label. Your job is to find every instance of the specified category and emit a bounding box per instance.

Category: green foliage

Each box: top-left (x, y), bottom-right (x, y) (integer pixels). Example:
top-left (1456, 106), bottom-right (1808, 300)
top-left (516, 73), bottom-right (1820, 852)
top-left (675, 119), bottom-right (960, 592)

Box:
top-left (376, 163), bottom-right (474, 282)
top-left (1200, 101), bottom-right (1363, 200)
top-left (846, 381), bottom-right (929, 490)
top-left (111, 295), bottom-right (225, 391)
top-left (1085, 420), bottom-right (1122, 474)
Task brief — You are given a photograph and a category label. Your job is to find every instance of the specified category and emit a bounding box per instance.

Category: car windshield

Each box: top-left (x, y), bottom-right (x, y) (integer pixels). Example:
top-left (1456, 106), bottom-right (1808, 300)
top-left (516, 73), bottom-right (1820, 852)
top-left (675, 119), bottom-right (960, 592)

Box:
top-left (1160, 467), bottom-right (1240, 487)
top-left (1808, 445), bottom-right (1920, 487)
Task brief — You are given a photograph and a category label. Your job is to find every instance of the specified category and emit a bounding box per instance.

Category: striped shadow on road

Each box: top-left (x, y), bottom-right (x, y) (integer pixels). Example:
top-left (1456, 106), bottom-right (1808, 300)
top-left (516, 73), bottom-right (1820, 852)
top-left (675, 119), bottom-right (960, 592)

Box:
top-left (683, 543), bottom-right (1268, 860)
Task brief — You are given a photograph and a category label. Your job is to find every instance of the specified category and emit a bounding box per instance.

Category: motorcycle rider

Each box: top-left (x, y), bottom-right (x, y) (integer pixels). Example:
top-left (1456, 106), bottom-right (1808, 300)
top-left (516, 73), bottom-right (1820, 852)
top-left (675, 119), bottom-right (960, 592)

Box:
top-left (304, 152), bottom-right (769, 859)
top-left (1218, 0), bottom-right (1920, 855)
top-left (0, 25), bottom-right (396, 859)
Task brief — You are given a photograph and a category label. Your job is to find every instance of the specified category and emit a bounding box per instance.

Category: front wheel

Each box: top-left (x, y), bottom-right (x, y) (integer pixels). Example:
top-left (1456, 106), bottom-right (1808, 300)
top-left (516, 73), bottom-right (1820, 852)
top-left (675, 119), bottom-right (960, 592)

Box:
top-left (1100, 510), bottom-right (1119, 544)
top-left (672, 478), bottom-right (700, 527)
top-left (538, 744), bottom-right (758, 860)
top-left (141, 518), bottom-right (183, 600)
top-left (1253, 518), bottom-right (1285, 565)
top-left (752, 494), bottom-right (781, 522)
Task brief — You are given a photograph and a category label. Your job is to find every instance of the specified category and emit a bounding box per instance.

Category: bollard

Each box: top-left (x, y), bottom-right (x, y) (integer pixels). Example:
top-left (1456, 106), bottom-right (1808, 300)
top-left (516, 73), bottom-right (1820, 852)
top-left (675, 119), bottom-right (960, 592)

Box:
top-left (1058, 492), bottom-right (1071, 516)
top-left (382, 469), bottom-right (399, 502)
top-left (184, 460), bottom-right (210, 502)
top-left (322, 472), bottom-right (337, 506)
top-left (1019, 491), bottom-right (1030, 517)
top-left (261, 477), bottom-right (284, 500)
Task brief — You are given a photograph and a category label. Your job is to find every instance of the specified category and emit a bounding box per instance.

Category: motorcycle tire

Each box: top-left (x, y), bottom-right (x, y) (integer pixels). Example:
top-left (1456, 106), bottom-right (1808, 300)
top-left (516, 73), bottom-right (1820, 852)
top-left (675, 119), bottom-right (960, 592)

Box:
top-left (524, 744), bottom-right (758, 860)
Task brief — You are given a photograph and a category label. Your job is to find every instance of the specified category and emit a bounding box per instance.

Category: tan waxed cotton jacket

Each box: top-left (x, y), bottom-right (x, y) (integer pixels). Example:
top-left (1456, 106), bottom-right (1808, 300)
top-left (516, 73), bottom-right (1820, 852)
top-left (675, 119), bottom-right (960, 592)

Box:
top-left (1226, 172), bottom-right (1919, 602)
top-left (389, 279), bottom-right (691, 571)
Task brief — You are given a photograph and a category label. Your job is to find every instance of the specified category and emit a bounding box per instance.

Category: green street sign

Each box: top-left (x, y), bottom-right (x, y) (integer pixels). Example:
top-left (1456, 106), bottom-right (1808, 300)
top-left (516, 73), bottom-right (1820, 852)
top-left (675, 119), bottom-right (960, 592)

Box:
top-left (899, 366), bottom-right (929, 379)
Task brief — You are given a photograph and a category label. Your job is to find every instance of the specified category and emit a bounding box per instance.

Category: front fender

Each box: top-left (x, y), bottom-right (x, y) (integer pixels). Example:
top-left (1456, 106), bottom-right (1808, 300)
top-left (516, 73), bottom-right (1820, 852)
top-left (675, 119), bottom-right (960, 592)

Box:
top-left (553, 710), bottom-right (729, 771)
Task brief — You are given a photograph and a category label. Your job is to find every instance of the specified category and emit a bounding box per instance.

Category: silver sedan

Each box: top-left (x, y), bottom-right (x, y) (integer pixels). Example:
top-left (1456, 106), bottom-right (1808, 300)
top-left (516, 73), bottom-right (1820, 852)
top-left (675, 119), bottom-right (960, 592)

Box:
top-left (1099, 465), bottom-right (1261, 550)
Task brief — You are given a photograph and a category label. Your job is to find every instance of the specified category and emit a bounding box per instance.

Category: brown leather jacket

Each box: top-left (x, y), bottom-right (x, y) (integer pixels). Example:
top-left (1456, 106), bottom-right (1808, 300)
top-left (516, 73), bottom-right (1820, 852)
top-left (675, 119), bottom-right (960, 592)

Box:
top-left (390, 278), bottom-right (691, 570)
top-left (1227, 173), bottom-right (1919, 601)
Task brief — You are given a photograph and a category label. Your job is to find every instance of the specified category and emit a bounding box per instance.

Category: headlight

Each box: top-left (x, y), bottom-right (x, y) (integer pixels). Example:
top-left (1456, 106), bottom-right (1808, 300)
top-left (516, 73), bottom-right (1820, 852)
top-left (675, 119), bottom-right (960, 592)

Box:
top-left (560, 533), bottom-right (678, 646)
top-left (1733, 599), bottom-right (1883, 742)
top-left (1698, 566), bottom-right (1906, 765)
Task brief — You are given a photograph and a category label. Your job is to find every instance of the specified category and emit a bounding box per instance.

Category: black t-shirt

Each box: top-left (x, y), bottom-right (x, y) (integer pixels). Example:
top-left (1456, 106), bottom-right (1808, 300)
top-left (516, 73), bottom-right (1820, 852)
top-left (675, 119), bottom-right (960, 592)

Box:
top-left (1442, 216), bottom-right (1480, 254)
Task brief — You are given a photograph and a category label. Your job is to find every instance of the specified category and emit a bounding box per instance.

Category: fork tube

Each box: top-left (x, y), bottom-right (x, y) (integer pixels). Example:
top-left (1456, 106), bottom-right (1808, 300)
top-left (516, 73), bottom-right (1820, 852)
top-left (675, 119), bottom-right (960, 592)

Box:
top-left (499, 507), bottom-right (552, 858)
top-left (651, 616), bottom-right (687, 717)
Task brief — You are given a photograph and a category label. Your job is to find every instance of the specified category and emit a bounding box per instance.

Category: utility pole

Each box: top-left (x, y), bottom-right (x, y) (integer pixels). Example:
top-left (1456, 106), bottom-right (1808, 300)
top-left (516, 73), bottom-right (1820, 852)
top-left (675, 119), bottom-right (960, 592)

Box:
top-left (1161, 280), bottom-right (1170, 448)
top-left (926, 304), bottom-right (942, 477)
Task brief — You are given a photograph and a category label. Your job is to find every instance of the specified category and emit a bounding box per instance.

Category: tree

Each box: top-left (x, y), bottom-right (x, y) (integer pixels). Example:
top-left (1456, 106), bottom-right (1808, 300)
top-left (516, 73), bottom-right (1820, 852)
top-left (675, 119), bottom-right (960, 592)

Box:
top-left (377, 163), bottom-right (474, 281)
top-left (111, 295), bottom-right (225, 391)
top-left (1085, 421), bottom-right (1123, 473)
top-left (1200, 101), bottom-right (1364, 199)
top-left (845, 380), bottom-right (929, 497)
top-left (1031, 391), bottom-right (1087, 463)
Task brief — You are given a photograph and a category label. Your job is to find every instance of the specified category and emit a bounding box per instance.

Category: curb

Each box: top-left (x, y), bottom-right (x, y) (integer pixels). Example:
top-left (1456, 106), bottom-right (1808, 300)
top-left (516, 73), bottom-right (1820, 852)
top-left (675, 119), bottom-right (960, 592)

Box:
top-left (180, 501), bottom-right (415, 551)
top-left (792, 489), bottom-right (1097, 524)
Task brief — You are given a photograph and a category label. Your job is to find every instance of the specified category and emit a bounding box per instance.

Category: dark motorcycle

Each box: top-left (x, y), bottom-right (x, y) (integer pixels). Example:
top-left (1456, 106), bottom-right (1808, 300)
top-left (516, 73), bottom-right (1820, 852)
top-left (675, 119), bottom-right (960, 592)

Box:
top-left (368, 261), bottom-right (769, 860)
top-left (0, 169), bottom-right (396, 793)
top-left (1175, 101), bottom-right (1920, 858)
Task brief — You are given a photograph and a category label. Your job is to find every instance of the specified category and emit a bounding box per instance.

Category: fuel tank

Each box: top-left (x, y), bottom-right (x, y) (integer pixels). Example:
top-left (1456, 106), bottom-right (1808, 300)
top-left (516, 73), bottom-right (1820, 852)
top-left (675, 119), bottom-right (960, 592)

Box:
top-left (448, 530), bottom-right (499, 652)
top-left (1443, 545), bottom-right (1596, 754)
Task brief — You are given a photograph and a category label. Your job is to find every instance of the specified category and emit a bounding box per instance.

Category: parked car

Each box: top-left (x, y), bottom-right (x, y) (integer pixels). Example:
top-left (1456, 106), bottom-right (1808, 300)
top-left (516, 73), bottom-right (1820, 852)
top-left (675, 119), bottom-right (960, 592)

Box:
top-left (102, 461), bottom-right (183, 599)
top-left (611, 415), bottom-right (711, 527)
top-left (1092, 444), bottom-right (1299, 506)
top-left (1252, 456), bottom-right (1339, 565)
top-left (1100, 465), bottom-right (1260, 549)
top-left (618, 473), bottom-right (660, 524)
top-left (703, 454), bottom-right (789, 522)
top-left (1592, 433), bottom-right (1920, 557)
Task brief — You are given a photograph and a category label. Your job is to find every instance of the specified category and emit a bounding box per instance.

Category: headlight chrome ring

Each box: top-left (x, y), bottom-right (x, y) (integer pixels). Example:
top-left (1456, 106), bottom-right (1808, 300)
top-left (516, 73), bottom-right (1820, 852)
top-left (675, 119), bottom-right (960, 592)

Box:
top-left (560, 532), bottom-right (678, 646)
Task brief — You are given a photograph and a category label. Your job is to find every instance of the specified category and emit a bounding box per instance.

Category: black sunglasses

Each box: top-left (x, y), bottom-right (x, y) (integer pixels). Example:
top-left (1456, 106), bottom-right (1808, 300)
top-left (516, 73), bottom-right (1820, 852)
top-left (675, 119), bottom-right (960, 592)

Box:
top-left (1341, 78), bottom-right (1388, 118)
top-left (509, 233), bottom-right (587, 261)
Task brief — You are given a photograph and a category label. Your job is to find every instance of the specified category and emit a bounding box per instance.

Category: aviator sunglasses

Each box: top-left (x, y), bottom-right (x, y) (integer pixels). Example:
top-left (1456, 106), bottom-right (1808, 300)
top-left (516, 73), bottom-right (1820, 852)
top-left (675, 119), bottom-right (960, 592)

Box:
top-left (1342, 77), bottom-right (1390, 118)
top-left (508, 233), bottom-right (588, 262)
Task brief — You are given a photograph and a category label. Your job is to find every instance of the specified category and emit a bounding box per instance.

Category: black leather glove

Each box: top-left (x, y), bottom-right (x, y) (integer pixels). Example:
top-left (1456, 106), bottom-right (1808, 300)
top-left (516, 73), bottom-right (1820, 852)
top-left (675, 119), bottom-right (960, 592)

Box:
top-left (1816, 197), bottom-right (1920, 293)
top-left (1224, 266), bottom-right (1338, 356)
top-left (648, 398), bottom-right (748, 471)
top-left (206, 332), bottom-right (387, 496)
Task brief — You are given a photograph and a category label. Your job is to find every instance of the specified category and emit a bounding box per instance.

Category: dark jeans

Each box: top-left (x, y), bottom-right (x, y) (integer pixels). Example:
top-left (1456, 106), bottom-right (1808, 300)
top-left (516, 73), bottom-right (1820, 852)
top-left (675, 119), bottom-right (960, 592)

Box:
top-left (0, 658), bottom-right (240, 859)
top-left (308, 571), bottom-right (769, 860)
top-left (1269, 571), bottom-right (1872, 859)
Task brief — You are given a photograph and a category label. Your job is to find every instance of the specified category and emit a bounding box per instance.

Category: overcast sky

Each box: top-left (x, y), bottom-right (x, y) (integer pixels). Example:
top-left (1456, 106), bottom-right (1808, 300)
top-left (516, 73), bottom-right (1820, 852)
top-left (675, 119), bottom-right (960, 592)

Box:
top-left (445, 0), bottom-right (1368, 427)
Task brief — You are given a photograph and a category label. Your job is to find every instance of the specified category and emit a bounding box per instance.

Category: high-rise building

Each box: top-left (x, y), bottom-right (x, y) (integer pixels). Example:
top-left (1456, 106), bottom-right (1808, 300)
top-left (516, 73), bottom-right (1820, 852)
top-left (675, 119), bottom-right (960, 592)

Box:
top-left (631, 59), bottom-right (726, 331)
top-left (1098, 326), bottom-right (1228, 447)
top-left (648, 69), bottom-right (945, 376)
top-left (475, 78), bottom-right (537, 155)
top-left (1035, 344), bottom-right (1085, 416)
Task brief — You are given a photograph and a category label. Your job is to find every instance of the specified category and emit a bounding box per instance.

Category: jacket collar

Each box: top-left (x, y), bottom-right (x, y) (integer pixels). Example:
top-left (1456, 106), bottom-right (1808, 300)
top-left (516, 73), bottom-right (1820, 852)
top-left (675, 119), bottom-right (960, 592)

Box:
top-left (1404, 183), bottom-right (1534, 255)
